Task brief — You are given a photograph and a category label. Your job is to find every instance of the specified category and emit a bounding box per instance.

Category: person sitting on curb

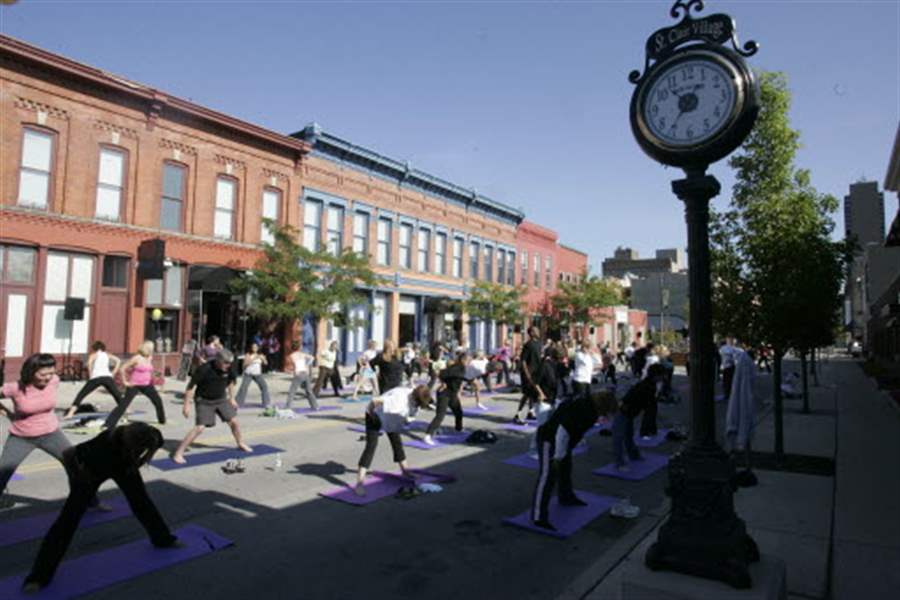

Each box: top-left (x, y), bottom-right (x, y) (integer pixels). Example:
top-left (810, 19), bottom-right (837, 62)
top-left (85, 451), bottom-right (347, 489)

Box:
top-left (354, 385), bottom-right (432, 496)
top-left (532, 389), bottom-right (617, 531)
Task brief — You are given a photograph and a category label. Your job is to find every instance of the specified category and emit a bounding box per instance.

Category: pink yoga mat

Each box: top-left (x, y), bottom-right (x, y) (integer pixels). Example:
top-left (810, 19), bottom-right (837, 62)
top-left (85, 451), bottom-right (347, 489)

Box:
top-left (593, 453), bottom-right (669, 481)
top-left (319, 469), bottom-right (454, 506)
top-left (503, 491), bottom-right (618, 539)
top-left (0, 524), bottom-right (232, 599)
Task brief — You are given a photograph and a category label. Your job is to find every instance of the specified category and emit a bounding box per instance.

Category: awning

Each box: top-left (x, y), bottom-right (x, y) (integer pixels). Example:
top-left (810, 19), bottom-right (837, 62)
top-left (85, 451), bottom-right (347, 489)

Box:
top-left (188, 266), bottom-right (242, 293)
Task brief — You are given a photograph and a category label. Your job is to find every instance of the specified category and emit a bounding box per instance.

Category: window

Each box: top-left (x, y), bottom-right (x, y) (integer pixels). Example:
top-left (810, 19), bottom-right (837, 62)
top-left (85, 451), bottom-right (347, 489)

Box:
top-left (213, 177), bottom-right (236, 239)
top-left (507, 251), bottom-right (515, 286)
top-left (1, 245), bottom-right (37, 359)
top-left (520, 251), bottom-right (528, 285)
top-left (452, 237), bottom-right (463, 278)
top-left (2, 246), bottom-right (36, 284)
top-left (545, 256), bottom-right (552, 288)
top-left (534, 254), bottom-right (540, 287)
top-left (484, 245), bottom-right (494, 282)
top-left (417, 228), bottom-right (431, 272)
top-left (18, 128), bottom-right (54, 209)
top-left (96, 147), bottom-right (125, 220)
top-left (145, 265), bottom-right (183, 308)
top-left (399, 223), bottom-right (413, 269)
top-left (261, 189), bottom-right (281, 245)
top-left (145, 308), bottom-right (179, 354)
top-left (497, 249), bottom-right (506, 285)
top-left (353, 212), bottom-right (369, 255)
top-left (470, 241), bottom-right (480, 279)
top-left (41, 253), bottom-right (94, 354)
top-left (102, 256), bottom-right (129, 288)
top-left (377, 218), bottom-right (392, 265)
top-left (326, 205), bottom-right (344, 256)
top-left (144, 265), bottom-right (183, 352)
top-left (435, 233), bottom-right (447, 275)
top-left (303, 200), bottom-right (322, 251)
top-left (160, 163), bottom-right (186, 232)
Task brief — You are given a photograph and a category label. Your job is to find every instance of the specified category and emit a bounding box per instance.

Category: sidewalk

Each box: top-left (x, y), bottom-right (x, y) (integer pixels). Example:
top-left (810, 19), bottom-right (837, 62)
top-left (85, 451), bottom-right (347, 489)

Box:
top-left (569, 357), bottom-right (900, 600)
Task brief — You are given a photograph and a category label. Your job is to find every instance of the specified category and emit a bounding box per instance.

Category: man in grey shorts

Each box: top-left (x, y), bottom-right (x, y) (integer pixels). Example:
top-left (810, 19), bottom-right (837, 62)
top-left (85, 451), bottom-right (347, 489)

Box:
top-left (172, 349), bottom-right (252, 464)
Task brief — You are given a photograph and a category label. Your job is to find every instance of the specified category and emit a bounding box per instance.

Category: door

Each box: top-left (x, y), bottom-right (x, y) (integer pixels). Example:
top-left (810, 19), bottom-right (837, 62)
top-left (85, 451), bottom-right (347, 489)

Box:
top-left (345, 302), bottom-right (369, 366)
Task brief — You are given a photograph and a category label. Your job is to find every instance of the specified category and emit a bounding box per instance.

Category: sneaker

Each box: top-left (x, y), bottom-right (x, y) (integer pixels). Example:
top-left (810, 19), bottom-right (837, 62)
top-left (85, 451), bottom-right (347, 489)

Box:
top-left (610, 499), bottom-right (640, 519)
top-left (512, 415), bottom-right (526, 426)
top-left (476, 403), bottom-right (488, 410)
top-left (423, 434), bottom-right (437, 446)
top-left (527, 451), bottom-right (539, 461)
top-left (641, 435), bottom-right (652, 441)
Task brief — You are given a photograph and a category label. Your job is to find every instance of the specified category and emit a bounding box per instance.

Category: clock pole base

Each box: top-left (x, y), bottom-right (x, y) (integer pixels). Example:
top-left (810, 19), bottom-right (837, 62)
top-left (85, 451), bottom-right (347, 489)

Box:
top-left (644, 444), bottom-right (760, 589)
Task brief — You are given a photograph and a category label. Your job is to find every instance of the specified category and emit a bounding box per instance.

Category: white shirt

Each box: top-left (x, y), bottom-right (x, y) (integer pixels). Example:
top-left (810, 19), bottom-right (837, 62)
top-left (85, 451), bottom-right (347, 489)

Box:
top-left (374, 387), bottom-right (417, 433)
top-left (243, 355), bottom-right (264, 375)
top-left (403, 349), bottom-right (416, 364)
top-left (319, 349), bottom-right (337, 369)
top-left (90, 351), bottom-right (112, 379)
top-left (290, 352), bottom-right (310, 375)
top-left (642, 354), bottom-right (660, 379)
top-left (468, 358), bottom-right (488, 378)
top-left (363, 348), bottom-right (378, 362)
top-left (573, 351), bottom-right (594, 384)
top-left (625, 346), bottom-right (635, 359)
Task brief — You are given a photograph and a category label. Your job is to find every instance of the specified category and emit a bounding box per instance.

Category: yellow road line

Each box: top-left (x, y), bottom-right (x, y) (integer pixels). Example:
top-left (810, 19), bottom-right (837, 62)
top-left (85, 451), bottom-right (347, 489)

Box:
top-left (15, 416), bottom-right (349, 475)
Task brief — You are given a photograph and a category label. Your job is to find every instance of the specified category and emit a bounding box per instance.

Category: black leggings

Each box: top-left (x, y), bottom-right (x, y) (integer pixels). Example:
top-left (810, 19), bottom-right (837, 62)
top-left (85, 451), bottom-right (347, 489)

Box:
top-left (358, 412), bottom-right (405, 469)
top-left (104, 385), bottom-right (166, 429)
top-left (25, 450), bottom-right (176, 587)
top-left (572, 381), bottom-right (591, 401)
top-left (639, 398), bottom-right (658, 437)
top-left (426, 389), bottom-right (463, 435)
top-left (71, 377), bottom-right (123, 409)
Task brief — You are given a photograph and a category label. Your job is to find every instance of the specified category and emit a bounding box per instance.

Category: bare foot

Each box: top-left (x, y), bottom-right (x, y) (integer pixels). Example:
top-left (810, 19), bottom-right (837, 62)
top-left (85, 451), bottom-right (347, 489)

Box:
top-left (172, 454), bottom-right (187, 464)
top-left (238, 443), bottom-right (253, 453)
top-left (353, 482), bottom-right (366, 497)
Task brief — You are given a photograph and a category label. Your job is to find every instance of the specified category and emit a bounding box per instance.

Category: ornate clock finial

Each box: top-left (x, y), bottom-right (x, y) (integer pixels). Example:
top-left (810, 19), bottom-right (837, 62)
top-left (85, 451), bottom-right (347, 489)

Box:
top-left (669, 0), bottom-right (705, 20)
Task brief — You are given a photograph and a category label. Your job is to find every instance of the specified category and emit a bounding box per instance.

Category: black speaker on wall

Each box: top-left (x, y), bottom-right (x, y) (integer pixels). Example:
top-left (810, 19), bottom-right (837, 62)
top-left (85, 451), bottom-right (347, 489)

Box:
top-left (63, 297), bottom-right (85, 320)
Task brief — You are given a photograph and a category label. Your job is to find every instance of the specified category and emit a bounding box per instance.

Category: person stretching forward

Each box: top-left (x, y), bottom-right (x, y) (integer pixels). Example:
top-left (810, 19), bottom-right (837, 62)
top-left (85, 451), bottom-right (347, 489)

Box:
top-left (354, 385), bottom-right (432, 496)
top-left (172, 349), bottom-right (251, 464)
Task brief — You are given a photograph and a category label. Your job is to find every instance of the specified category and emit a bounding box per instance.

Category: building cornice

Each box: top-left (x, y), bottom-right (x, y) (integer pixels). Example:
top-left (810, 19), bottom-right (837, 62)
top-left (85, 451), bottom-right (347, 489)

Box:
top-left (0, 34), bottom-right (312, 158)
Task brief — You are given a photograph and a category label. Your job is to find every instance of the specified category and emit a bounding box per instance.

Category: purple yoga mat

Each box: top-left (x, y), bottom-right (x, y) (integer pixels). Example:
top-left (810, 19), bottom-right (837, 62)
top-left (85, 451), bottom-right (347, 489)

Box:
top-left (593, 453), bottom-right (669, 481)
top-left (151, 444), bottom-right (282, 472)
top-left (292, 405), bottom-right (342, 415)
top-left (500, 422), bottom-right (536, 433)
top-left (502, 444), bottom-right (588, 470)
top-left (346, 423), bottom-right (468, 449)
top-left (461, 405), bottom-right (497, 417)
top-left (11, 473), bottom-right (23, 481)
top-left (503, 491), bottom-right (618, 539)
top-left (0, 498), bottom-right (130, 549)
top-left (634, 428), bottom-right (671, 447)
top-left (0, 524), bottom-right (232, 600)
top-left (319, 469), bottom-right (454, 506)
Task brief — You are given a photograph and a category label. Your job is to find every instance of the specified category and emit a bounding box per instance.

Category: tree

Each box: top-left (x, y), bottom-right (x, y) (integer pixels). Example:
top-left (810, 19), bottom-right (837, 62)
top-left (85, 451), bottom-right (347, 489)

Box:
top-left (232, 220), bottom-right (384, 341)
top-left (710, 72), bottom-right (850, 462)
top-left (551, 272), bottom-right (623, 339)
top-left (462, 281), bottom-right (526, 329)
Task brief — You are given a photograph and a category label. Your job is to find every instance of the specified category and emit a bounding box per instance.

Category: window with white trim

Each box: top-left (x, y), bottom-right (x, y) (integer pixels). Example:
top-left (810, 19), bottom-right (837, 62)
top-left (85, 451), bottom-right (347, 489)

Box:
top-left (214, 177), bottom-right (236, 239)
top-left (545, 256), bottom-right (552, 288)
top-left (160, 163), bottom-right (185, 232)
top-left (417, 228), bottom-right (431, 272)
top-left (521, 251), bottom-right (528, 285)
top-left (377, 218), bottom-right (392, 265)
top-left (534, 254), bottom-right (541, 287)
top-left (96, 147), bottom-right (125, 221)
top-left (452, 237), bottom-right (463, 278)
top-left (353, 212), bottom-right (369, 255)
top-left (435, 232), bottom-right (447, 275)
top-left (40, 252), bottom-right (94, 354)
top-left (18, 128), bottom-right (53, 209)
top-left (303, 200), bottom-right (322, 251)
top-left (470, 241), bottom-right (480, 279)
top-left (497, 249), bottom-right (506, 285)
top-left (261, 188), bottom-right (281, 245)
top-left (399, 223), bottom-right (413, 269)
top-left (326, 205), bottom-right (344, 256)
top-left (507, 251), bottom-right (516, 286)
top-left (484, 245), bottom-right (494, 282)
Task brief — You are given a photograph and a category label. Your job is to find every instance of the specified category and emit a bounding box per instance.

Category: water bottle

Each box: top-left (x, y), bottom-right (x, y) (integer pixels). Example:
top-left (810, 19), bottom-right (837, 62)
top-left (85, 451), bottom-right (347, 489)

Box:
top-left (274, 452), bottom-right (282, 470)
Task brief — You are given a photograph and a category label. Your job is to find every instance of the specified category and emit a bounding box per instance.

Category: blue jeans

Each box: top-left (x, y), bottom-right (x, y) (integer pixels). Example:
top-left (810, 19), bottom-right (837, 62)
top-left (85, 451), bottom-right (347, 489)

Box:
top-left (612, 413), bottom-right (642, 467)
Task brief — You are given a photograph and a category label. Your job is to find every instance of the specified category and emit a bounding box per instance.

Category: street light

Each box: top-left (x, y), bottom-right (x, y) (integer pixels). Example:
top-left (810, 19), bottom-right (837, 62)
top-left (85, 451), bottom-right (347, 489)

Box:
top-left (628, 0), bottom-right (761, 588)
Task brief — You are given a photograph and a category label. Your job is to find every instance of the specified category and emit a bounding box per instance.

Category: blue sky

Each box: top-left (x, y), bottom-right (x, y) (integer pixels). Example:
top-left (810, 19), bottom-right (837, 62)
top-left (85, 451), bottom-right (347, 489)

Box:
top-left (2, 0), bottom-right (897, 272)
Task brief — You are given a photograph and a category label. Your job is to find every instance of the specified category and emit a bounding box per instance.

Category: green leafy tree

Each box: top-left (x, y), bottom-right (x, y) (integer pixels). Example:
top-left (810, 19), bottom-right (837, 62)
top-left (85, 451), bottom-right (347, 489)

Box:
top-left (710, 72), bottom-right (850, 461)
top-left (232, 220), bottom-right (384, 338)
top-left (551, 271), bottom-right (623, 339)
top-left (462, 281), bottom-right (526, 328)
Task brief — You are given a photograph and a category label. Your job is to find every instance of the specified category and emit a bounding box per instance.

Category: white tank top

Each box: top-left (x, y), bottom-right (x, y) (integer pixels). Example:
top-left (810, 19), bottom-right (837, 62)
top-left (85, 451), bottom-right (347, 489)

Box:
top-left (90, 351), bottom-right (112, 378)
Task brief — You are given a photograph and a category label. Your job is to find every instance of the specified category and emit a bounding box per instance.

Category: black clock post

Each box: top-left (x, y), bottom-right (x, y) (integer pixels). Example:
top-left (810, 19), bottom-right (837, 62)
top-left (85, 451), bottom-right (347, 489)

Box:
top-left (628, 0), bottom-right (761, 589)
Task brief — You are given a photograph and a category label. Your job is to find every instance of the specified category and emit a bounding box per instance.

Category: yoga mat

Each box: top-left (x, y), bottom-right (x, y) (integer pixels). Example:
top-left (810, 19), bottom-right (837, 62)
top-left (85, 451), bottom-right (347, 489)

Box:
top-left (461, 405), bottom-right (497, 417)
top-left (502, 444), bottom-right (588, 470)
top-left (0, 498), bottom-right (130, 548)
top-left (151, 444), bottom-right (283, 471)
top-left (12, 473), bottom-right (23, 481)
top-left (634, 428), bottom-right (671, 448)
top-left (292, 405), bottom-right (342, 415)
top-left (593, 453), bottom-right (669, 481)
top-left (0, 524), bottom-right (232, 600)
top-left (340, 395), bottom-right (371, 403)
top-left (346, 422), bottom-right (468, 449)
top-left (319, 469), bottom-right (454, 506)
top-left (61, 410), bottom-right (146, 420)
top-left (500, 422), bottom-right (536, 433)
top-left (502, 491), bottom-right (617, 539)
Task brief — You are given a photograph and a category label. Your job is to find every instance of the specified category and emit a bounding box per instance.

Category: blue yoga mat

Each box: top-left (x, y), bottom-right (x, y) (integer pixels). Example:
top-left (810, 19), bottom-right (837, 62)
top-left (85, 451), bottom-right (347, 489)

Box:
top-left (0, 524), bottom-right (232, 599)
top-left (151, 444), bottom-right (283, 471)
top-left (0, 498), bottom-right (130, 548)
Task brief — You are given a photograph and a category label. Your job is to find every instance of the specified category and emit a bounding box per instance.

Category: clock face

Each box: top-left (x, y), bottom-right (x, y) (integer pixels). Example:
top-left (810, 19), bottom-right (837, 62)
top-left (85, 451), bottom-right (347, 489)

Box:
top-left (642, 58), bottom-right (737, 147)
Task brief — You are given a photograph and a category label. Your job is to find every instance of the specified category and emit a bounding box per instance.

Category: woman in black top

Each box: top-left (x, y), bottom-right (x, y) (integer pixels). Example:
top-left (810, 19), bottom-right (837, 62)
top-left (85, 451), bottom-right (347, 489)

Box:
top-left (424, 352), bottom-right (469, 443)
top-left (23, 423), bottom-right (179, 592)
top-left (369, 340), bottom-right (406, 394)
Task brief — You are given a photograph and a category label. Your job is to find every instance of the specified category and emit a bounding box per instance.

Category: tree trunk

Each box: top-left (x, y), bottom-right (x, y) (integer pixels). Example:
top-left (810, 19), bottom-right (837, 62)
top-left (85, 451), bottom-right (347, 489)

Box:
top-left (811, 347), bottom-right (820, 387)
top-left (800, 350), bottom-right (810, 414)
top-left (773, 351), bottom-right (784, 465)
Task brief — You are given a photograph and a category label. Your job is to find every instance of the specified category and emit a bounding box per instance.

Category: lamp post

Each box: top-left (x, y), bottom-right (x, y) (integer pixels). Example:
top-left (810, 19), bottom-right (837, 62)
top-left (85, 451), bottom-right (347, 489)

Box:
top-left (628, 0), bottom-right (761, 588)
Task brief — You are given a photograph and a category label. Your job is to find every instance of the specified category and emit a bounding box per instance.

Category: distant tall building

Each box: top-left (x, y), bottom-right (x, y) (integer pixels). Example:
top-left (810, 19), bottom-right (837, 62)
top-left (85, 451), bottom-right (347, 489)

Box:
top-left (601, 246), bottom-right (685, 279)
top-left (844, 181), bottom-right (887, 342)
top-left (601, 246), bottom-right (688, 331)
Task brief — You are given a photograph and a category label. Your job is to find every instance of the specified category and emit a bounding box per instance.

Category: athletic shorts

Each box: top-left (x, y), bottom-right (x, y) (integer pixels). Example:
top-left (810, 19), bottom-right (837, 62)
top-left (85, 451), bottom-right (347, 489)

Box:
top-left (196, 398), bottom-right (236, 427)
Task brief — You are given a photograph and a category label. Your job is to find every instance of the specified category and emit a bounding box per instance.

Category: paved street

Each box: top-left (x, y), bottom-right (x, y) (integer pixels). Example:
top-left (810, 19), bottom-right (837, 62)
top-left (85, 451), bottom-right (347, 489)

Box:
top-left (2, 357), bottom-right (898, 599)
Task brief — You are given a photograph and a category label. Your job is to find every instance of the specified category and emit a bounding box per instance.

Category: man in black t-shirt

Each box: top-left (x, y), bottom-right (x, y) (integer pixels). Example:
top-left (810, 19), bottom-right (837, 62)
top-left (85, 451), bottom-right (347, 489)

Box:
top-left (172, 349), bottom-right (252, 464)
top-left (514, 326), bottom-right (543, 424)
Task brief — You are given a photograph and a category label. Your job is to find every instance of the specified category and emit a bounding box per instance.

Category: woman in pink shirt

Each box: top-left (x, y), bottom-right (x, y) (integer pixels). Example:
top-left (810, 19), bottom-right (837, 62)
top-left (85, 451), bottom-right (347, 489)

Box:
top-left (103, 341), bottom-right (167, 429)
top-left (0, 354), bottom-right (82, 509)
